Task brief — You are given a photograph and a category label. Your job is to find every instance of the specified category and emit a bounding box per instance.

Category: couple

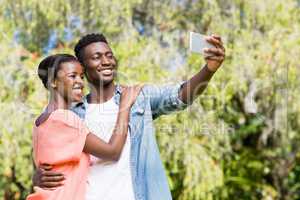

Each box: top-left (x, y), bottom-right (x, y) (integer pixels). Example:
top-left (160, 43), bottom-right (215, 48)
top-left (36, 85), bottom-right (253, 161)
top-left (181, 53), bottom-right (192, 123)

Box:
top-left (28, 33), bottom-right (225, 200)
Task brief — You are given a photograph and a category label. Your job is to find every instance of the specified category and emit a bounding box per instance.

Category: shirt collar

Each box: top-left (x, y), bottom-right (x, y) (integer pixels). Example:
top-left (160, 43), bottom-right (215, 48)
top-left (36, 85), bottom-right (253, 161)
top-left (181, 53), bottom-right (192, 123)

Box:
top-left (115, 84), bottom-right (122, 95)
top-left (73, 83), bottom-right (122, 108)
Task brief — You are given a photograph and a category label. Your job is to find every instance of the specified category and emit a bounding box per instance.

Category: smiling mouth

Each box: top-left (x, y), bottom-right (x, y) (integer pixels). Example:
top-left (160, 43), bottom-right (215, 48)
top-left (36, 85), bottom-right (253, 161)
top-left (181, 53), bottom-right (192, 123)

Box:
top-left (100, 69), bottom-right (114, 75)
top-left (72, 85), bottom-right (83, 91)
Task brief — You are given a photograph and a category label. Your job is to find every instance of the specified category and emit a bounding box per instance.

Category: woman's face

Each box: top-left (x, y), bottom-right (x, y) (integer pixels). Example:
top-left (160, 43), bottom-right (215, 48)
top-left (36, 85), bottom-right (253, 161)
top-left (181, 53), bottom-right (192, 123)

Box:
top-left (54, 61), bottom-right (84, 103)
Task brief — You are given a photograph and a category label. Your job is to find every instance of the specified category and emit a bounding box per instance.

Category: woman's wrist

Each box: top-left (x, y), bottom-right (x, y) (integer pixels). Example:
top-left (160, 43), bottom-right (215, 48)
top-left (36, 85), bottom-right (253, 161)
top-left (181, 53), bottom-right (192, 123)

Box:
top-left (119, 103), bottom-right (131, 112)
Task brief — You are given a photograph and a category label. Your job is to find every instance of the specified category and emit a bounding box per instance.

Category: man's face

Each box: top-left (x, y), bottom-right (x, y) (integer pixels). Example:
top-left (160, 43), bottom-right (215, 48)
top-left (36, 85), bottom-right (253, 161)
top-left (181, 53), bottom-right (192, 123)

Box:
top-left (82, 42), bottom-right (117, 87)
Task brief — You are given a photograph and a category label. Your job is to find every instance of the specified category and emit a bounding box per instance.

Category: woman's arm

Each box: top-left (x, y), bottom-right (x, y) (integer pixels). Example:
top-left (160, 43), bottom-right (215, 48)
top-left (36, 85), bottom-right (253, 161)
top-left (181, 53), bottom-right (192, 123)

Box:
top-left (83, 106), bottom-right (129, 161)
top-left (83, 85), bottom-right (143, 161)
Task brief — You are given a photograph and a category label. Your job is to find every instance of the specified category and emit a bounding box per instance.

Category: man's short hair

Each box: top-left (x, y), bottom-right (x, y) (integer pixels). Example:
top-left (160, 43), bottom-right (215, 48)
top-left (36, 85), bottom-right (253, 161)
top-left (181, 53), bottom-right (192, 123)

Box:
top-left (74, 33), bottom-right (108, 65)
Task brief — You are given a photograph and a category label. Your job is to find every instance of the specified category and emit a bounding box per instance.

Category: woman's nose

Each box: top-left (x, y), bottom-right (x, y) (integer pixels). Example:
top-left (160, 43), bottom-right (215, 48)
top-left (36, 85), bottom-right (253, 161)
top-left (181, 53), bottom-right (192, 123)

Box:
top-left (75, 75), bottom-right (84, 84)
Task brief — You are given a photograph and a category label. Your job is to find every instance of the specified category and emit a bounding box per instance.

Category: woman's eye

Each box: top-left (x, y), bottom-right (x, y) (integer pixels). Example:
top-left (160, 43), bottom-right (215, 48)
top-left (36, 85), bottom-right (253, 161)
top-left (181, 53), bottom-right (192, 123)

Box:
top-left (69, 74), bottom-right (76, 78)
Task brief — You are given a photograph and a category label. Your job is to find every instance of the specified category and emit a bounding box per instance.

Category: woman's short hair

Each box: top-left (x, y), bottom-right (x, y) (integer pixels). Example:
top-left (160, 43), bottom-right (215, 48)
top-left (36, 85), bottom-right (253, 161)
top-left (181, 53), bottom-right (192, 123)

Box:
top-left (37, 54), bottom-right (78, 89)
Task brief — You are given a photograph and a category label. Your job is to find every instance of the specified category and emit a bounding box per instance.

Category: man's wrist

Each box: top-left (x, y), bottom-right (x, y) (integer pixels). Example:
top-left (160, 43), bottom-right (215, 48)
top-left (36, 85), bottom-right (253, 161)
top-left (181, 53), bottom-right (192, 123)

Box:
top-left (204, 64), bottom-right (217, 73)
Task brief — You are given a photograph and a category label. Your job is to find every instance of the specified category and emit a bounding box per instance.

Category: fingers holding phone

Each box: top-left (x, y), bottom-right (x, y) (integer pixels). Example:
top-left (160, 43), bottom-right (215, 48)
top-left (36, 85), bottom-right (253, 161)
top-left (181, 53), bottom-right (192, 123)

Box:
top-left (190, 32), bottom-right (225, 72)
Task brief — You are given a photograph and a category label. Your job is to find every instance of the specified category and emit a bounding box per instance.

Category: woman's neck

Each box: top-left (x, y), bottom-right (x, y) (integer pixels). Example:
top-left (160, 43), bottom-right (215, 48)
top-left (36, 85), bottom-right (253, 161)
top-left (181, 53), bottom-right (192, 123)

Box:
top-left (47, 93), bottom-right (70, 113)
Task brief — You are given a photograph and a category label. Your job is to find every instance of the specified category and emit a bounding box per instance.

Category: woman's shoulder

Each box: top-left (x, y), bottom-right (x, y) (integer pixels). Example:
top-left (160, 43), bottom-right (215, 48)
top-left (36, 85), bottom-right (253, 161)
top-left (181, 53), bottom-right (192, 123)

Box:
top-left (36, 109), bottom-right (82, 128)
top-left (50, 109), bottom-right (83, 127)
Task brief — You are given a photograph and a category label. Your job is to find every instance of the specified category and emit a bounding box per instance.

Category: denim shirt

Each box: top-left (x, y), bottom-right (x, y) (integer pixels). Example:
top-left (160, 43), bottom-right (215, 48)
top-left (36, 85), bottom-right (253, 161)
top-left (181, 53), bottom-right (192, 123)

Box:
top-left (71, 83), bottom-right (188, 200)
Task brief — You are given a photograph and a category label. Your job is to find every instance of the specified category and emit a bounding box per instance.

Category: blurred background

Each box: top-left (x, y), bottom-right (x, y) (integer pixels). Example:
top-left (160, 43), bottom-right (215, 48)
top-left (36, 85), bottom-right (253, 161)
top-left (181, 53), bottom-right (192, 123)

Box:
top-left (0, 0), bottom-right (299, 199)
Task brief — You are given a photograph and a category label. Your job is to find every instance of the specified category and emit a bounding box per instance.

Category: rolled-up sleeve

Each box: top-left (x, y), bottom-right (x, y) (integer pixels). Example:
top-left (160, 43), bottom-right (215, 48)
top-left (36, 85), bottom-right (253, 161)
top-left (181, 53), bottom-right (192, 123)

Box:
top-left (143, 82), bottom-right (190, 119)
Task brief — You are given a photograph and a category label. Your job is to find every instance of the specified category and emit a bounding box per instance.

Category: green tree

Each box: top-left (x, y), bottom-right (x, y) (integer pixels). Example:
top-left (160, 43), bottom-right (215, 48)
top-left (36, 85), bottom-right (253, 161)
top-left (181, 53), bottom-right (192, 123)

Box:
top-left (0, 0), bottom-right (299, 199)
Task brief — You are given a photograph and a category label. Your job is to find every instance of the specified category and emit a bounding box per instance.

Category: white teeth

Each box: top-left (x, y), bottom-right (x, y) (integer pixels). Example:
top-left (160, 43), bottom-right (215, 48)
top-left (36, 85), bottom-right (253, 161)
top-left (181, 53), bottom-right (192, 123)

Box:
top-left (73, 88), bottom-right (82, 94)
top-left (102, 69), bottom-right (113, 75)
top-left (73, 85), bottom-right (82, 89)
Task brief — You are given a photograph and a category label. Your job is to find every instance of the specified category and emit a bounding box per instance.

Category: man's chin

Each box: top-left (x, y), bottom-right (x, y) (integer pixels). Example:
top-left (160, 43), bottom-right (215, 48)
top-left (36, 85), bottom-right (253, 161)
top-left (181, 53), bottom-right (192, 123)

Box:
top-left (92, 78), bottom-right (114, 87)
top-left (101, 74), bottom-right (115, 82)
top-left (103, 79), bottom-right (114, 86)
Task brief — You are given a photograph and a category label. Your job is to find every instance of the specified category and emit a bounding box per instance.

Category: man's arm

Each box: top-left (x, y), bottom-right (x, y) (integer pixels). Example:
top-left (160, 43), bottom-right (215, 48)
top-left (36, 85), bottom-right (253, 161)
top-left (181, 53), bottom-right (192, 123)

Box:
top-left (145, 35), bottom-right (225, 119)
top-left (178, 35), bottom-right (225, 104)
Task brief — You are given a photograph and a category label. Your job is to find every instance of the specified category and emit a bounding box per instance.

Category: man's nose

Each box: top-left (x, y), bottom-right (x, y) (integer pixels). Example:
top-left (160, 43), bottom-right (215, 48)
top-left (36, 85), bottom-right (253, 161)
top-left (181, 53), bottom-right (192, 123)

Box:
top-left (101, 56), bottom-right (111, 66)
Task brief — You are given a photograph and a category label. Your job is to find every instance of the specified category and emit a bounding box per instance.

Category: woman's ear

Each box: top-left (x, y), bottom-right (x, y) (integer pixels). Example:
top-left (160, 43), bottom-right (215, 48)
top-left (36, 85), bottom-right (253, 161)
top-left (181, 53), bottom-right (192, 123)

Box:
top-left (50, 80), bottom-right (57, 89)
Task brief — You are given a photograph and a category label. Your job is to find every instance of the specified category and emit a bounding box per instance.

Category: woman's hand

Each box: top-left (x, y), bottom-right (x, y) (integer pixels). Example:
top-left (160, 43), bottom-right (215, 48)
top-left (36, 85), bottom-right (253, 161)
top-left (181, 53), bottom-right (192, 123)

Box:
top-left (120, 85), bottom-right (144, 109)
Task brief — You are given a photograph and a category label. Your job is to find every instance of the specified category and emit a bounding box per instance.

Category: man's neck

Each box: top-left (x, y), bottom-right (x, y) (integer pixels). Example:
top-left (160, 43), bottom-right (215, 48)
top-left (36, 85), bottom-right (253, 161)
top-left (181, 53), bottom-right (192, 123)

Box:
top-left (88, 82), bottom-right (116, 104)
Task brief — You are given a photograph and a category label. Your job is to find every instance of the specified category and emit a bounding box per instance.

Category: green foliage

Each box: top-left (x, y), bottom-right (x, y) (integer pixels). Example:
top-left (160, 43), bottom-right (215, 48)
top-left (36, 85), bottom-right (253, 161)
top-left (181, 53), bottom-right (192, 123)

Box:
top-left (0, 0), bottom-right (299, 199)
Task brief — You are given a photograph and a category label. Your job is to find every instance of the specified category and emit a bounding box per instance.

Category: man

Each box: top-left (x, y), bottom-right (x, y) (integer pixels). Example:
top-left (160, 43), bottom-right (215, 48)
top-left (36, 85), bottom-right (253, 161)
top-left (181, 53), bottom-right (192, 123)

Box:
top-left (34, 33), bottom-right (225, 200)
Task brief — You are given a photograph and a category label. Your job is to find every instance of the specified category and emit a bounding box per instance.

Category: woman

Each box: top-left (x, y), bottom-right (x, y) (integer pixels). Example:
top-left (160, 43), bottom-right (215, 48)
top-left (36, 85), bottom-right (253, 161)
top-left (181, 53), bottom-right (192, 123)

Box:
top-left (27, 54), bottom-right (142, 200)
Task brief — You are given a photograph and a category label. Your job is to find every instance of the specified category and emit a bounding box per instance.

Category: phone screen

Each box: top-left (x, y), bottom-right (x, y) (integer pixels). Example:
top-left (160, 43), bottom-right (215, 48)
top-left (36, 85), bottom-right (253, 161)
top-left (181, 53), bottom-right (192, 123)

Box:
top-left (189, 32), bottom-right (214, 55)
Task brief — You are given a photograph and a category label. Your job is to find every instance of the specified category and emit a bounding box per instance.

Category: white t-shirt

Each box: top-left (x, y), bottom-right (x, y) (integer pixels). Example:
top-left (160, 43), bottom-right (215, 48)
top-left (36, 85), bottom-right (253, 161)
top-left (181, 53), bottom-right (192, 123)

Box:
top-left (84, 97), bottom-right (135, 200)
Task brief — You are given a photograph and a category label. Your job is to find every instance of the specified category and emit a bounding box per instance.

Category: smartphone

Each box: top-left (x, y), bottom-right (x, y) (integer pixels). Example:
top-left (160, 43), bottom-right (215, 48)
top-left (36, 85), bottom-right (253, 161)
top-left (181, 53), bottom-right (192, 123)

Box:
top-left (189, 32), bottom-right (214, 55)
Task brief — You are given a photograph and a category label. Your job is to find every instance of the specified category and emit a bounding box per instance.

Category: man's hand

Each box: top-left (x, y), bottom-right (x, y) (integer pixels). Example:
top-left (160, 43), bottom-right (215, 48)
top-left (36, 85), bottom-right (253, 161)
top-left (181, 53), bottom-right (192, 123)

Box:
top-left (178, 34), bottom-right (225, 104)
top-left (33, 164), bottom-right (65, 190)
top-left (204, 35), bottom-right (225, 72)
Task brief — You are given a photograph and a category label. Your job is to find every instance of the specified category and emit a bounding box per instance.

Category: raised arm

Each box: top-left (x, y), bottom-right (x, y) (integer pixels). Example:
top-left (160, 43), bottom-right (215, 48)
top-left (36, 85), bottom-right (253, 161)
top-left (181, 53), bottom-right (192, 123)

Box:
top-left (83, 85), bottom-right (142, 161)
top-left (179, 34), bottom-right (225, 104)
top-left (144, 35), bottom-right (225, 119)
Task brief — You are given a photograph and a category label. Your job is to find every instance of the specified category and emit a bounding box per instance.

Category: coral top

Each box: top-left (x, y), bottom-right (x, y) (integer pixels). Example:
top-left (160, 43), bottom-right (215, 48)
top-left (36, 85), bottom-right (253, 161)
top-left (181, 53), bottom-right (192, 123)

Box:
top-left (27, 109), bottom-right (90, 200)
